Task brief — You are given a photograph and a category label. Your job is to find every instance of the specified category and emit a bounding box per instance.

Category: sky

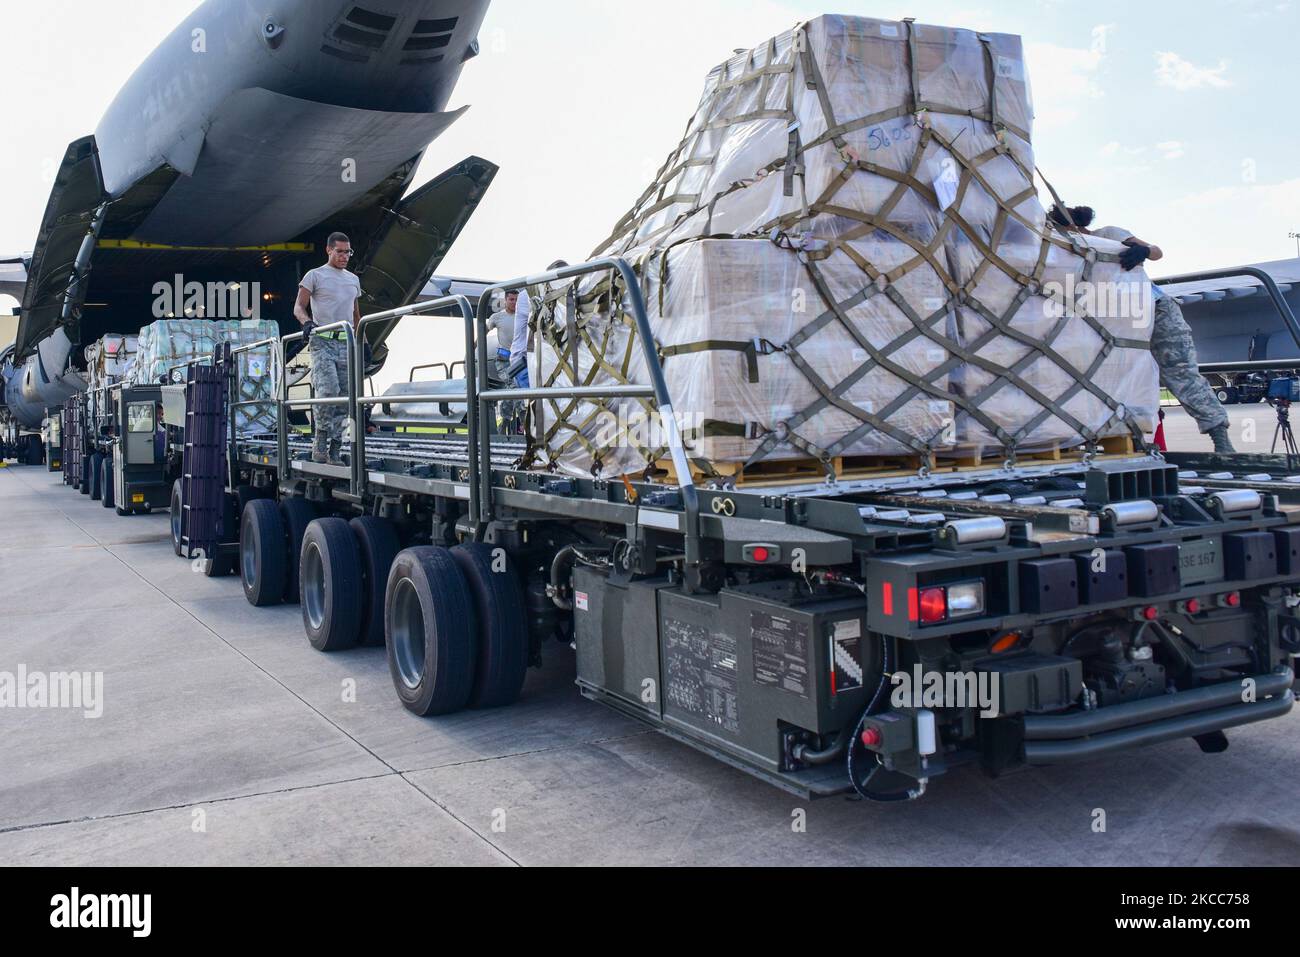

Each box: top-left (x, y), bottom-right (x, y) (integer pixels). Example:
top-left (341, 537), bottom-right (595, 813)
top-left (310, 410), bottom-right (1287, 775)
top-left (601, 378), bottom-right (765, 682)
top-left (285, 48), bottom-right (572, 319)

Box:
top-left (1, 0), bottom-right (1297, 375)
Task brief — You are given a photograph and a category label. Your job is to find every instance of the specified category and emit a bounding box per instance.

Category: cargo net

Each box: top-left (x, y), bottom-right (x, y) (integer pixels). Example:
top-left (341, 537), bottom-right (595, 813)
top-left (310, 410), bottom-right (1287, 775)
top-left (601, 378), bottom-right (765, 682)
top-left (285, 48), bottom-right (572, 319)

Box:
top-left (130, 319), bottom-right (279, 435)
top-left (531, 15), bottom-right (1159, 482)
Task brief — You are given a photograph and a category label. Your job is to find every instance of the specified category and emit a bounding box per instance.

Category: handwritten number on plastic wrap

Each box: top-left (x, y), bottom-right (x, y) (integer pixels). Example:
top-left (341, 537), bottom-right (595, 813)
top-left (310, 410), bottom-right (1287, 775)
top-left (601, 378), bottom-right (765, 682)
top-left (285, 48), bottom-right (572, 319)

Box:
top-left (868, 125), bottom-right (915, 152)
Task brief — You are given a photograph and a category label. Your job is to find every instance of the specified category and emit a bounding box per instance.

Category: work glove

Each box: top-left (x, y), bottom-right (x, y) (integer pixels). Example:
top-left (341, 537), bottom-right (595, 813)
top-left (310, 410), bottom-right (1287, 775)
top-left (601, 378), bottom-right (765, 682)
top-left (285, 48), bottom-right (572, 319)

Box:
top-left (1119, 241), bottom-right (1152, 271)
top-left (301, 320), bottom-right (317, 339)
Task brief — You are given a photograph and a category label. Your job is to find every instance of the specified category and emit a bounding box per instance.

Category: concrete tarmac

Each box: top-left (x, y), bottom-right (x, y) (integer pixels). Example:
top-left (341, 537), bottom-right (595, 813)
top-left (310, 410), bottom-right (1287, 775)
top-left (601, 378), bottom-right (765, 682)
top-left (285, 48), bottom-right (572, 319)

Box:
top-left (1, 458), bottom-right (1296, 866)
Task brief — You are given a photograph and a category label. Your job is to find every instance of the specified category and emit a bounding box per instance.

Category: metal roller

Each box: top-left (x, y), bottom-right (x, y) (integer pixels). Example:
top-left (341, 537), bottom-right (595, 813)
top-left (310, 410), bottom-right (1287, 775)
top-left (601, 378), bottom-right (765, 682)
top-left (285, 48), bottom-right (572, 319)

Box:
top-left (1209, 490), bottom-right (1262, 514)
top-left (1102, 500), bottom-right (1159, 526)
top-left (941, 517), bottom-right (1007, 546)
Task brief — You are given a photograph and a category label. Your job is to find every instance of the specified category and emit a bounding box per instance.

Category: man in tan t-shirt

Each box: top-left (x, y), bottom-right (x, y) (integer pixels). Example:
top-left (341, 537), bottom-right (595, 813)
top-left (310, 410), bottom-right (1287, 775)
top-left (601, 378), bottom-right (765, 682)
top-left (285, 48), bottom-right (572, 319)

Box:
top-left (295, 232), bottom-right (362, 464)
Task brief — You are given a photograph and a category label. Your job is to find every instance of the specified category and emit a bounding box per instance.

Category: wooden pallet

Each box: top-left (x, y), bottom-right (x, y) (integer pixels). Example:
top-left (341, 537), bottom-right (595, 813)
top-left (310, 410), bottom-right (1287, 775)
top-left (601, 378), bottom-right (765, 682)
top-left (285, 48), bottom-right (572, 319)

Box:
top-left (654, 435), bottom-right (1140, 488)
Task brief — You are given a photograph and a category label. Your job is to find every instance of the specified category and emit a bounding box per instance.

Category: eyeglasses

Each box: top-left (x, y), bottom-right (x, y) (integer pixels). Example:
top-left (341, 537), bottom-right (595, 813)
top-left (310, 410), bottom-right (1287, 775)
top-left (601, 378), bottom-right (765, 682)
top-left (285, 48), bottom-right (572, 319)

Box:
top-left (330, 248), bottom-right (354, 258)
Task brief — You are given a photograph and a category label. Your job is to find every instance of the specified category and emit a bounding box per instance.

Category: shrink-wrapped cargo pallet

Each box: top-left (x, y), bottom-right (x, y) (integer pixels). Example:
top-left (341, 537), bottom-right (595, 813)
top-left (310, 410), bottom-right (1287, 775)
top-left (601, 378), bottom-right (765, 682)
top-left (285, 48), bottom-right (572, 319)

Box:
top-left (530, 14), bottom-right (1159, 481)
top-left (84, 334), bottom-right (138, 395)
top-left (129, 319), bottom-right (279, 434)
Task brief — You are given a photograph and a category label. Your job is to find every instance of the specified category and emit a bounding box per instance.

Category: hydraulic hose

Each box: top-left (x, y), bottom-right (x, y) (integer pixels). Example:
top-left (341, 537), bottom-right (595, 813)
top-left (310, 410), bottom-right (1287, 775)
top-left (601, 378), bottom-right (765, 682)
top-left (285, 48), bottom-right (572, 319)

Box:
top-left (846, 637), bottom-right (928, 803)
top-left (792, 722), bottom-right (853, 766)
top-left (549, 545), bottom-right (578, 611)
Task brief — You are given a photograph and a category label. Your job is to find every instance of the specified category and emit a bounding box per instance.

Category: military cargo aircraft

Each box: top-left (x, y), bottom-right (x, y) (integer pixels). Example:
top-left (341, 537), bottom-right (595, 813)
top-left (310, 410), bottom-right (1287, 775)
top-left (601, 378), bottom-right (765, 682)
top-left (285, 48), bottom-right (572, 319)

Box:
top-left (2, 0), bottom-right (496, 430)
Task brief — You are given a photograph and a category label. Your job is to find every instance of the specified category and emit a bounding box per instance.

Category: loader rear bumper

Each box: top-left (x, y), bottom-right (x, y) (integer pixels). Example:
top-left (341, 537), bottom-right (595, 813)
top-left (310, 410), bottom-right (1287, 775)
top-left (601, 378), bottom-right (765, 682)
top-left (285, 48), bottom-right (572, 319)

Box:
top-left (1022, 669), bottom-right (1294, 765)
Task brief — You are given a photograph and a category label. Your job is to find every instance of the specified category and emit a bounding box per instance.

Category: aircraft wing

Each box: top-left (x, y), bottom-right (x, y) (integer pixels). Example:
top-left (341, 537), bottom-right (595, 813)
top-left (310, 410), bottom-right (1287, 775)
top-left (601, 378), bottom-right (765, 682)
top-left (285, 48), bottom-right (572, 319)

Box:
top-left (0, 256), bottom-right (28, 302)
top-left (16, 136), bottom-right (108, 359)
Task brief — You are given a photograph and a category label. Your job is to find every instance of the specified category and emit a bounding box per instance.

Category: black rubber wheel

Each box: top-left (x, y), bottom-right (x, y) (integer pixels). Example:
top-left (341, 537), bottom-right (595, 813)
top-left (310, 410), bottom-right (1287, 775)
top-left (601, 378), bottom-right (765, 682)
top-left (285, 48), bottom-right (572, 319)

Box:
top-left (89, 452), bottom-right (103, 500)
top-left (201, 552), bottom-right (237, 577)
top-left (300, 517), bottom-right (363, 652)
top-left (280, 498), bottom-right (317, 604)
top-left (241, 499), bottom-right (287, 607)
top-left (22, 435), bottom-right (43, 465)
top-left (351, 516), bottom-right (401, 648)
top-left (235, 484), bottom-right (269, 515)
top-left (100, 455), bottom-right (114, 509)
top-left (170, 480), bottom-right (184, 556)
top-left (384, 547), bottom-right (477, 716)
top-left (451, 543), bottom-right (529, 709)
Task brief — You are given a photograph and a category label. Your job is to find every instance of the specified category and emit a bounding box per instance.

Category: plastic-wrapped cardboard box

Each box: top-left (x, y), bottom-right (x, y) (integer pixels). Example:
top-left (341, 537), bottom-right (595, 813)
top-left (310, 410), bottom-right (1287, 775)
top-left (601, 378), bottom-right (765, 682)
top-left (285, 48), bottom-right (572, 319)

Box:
top-left (533, 14), bottom-right (1158, 480)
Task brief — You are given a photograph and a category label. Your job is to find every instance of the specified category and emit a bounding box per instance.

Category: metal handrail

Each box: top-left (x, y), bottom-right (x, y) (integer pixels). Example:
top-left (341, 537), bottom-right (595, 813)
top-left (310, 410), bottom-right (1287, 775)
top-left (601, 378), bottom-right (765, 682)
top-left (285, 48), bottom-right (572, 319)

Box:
top-left (1156, 266), bottom-right (1300, 375)
top-left (408, 361), bottom-right (467, 382)
top-left (474, 257), bottom-right (701, 575)
top-left (355, 295), bottom-right (478, 509)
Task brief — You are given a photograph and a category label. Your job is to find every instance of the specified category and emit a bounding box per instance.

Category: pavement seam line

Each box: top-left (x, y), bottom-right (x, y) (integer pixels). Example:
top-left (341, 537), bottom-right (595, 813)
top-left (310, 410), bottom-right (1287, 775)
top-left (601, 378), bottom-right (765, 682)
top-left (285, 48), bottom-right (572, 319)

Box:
top-left (0, 771), bottom-right (401, 836)
top-left (396, 775), bottom-right (522, 867)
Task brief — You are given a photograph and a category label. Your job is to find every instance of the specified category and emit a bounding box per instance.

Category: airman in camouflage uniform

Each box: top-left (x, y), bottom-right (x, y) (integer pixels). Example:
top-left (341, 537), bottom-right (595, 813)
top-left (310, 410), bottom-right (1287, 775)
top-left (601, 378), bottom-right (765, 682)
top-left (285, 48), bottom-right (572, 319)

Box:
top-left (1048, 206), bottom-right (1234, 453)
top-left (1149, 292), bottom-right (1233, 450)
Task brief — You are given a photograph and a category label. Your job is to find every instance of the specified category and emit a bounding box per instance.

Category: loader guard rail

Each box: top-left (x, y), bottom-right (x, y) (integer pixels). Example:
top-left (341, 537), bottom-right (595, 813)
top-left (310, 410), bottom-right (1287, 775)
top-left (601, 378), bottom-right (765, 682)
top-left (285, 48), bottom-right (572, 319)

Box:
top-left (354, 295), bottom-right (481, 525)
top-left (1156, 266), bottom-right (1300, 376)
top-left (474, 258), bottom-right (704, 585)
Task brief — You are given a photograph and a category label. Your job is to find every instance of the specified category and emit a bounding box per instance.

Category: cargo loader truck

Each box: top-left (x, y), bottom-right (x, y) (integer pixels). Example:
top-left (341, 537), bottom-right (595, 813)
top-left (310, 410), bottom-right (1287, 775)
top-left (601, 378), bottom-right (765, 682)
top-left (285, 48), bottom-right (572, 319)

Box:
top-left (141, 258), bottom-right (1297, 802)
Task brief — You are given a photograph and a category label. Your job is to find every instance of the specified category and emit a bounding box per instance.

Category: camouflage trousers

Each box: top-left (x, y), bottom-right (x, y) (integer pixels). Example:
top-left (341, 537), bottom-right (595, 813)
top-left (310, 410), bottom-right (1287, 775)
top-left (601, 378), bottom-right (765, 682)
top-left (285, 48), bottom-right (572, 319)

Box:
top-left (1152, 296), bottom-right (1229, 434)
top-left (309, 336), bottom-right (350, 456)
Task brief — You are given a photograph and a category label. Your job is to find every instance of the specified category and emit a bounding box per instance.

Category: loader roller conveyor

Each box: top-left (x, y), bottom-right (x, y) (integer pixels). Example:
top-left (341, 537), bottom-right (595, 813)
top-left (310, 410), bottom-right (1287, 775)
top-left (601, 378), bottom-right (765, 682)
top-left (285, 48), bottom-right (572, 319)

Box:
top-left (235, 434), bottom-right (529, 473)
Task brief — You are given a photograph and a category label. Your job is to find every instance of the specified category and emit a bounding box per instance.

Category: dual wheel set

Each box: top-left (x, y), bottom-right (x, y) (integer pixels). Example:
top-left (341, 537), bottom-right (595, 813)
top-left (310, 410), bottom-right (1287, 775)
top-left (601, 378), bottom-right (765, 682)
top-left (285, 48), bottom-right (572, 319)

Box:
top-left (171, 482), bottom-right (529, 716)
top-left (72, 450), bottom-right (139, 515)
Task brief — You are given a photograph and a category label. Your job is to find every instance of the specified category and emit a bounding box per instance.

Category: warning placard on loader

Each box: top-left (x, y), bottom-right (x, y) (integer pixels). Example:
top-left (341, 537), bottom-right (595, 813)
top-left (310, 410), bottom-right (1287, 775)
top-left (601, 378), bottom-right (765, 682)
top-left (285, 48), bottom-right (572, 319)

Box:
top-left (751, 611), bottom-right (809, 698)
top-left (663, 617), bottom-right (739, 735)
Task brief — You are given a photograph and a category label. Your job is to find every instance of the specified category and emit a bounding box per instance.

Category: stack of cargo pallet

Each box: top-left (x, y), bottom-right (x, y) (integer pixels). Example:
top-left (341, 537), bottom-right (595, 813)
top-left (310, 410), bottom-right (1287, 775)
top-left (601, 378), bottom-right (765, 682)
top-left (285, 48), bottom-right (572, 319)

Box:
top-left (84, 334), bottom-right (138, 395)
top-left (129, 318), bottom-right (279, 434)
top-left (530, 14), bottom-right (1160, 483)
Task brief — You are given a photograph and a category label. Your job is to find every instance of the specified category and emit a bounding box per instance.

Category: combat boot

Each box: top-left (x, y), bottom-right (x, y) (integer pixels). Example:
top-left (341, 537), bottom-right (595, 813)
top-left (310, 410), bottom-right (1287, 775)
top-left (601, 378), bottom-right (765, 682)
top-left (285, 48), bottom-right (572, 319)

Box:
top-left (1209, 424), bottom-right (1236, 454)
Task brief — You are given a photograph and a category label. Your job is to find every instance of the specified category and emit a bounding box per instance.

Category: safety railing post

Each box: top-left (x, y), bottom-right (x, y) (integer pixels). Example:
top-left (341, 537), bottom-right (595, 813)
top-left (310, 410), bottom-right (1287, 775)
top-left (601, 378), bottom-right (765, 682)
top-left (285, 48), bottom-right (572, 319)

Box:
top-left (353, 295), bottom-right (478, 521)
top-left (474, 258), bottom-right (702, 580)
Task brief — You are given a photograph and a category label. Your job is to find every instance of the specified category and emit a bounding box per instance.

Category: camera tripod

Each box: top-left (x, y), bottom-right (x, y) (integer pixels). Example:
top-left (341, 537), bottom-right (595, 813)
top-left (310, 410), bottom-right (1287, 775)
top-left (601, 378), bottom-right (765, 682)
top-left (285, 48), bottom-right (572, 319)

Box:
top-left (1271, 398), bottom-right (1300, 471)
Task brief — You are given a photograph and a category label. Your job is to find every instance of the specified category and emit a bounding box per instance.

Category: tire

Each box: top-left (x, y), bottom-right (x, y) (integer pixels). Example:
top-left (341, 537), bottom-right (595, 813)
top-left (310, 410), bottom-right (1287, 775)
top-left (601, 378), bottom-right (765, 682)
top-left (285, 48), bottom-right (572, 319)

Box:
top-left (201, 552), bottom-right (237, 577)
top-left (300, 517), bottom-right (363, 652)
top-left (100, 455), bottom-right (114, 509)
top-left (1216, 388), bottom-right (1232, 404)
top-left (351, 517), bottom-right (401, 648)
top-left (22, 435), bottom-right (42, 465)
top-left (170, 480), bottom-right (184, 556)
top-left (197, 493), bottom-right (239, 575)
top-left (280, 498), bottom-right (317, 604)
top-left (89, 452), bottom-right (103, 500)
top-left (235, 484), bottom-right (268, 515)
top-left (384, 547), bottom-right (478, 716)
top-left (241, 499), bottom-right (287, 607)
top-left (451, 543), bottom-right (529, 709)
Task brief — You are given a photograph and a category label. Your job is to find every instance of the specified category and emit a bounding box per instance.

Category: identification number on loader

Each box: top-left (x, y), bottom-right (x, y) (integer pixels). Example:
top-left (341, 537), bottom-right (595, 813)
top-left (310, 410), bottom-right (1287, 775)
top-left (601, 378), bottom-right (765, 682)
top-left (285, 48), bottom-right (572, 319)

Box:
top-left (1180, 538), bottom-right (1224, 586)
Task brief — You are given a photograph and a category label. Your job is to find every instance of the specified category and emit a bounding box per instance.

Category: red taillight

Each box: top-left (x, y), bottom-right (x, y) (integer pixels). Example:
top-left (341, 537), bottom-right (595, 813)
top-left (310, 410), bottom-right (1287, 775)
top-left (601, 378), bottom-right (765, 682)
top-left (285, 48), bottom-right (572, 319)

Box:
top-left (1225, 592), bottom-right (1242, 608)
top-left (1143, 606), bottom-right (1159, 621)
top-left (919, 587), bottom-right (947, 624)
top-left (751, 546), bottom-right (770, 563)
top-left (1186, 598), bottom-right (1201, 615)
top-left (861, 728), bottom-right (883, 748)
